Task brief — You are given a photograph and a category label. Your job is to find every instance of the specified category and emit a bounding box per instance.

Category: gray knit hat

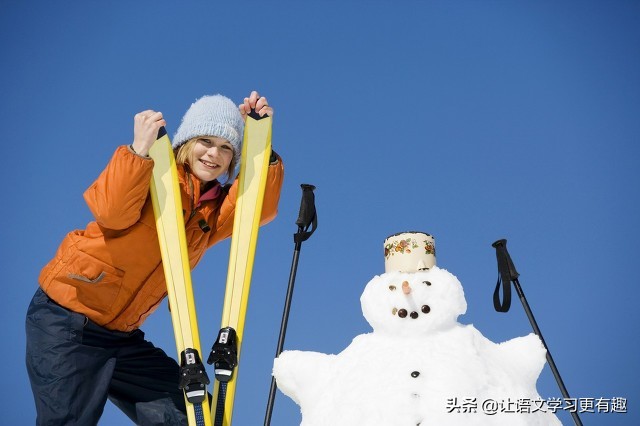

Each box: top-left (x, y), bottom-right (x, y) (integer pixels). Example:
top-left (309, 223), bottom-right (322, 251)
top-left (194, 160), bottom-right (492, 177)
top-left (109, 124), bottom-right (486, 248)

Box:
top-left (173, 94), bottom-right (244, 164)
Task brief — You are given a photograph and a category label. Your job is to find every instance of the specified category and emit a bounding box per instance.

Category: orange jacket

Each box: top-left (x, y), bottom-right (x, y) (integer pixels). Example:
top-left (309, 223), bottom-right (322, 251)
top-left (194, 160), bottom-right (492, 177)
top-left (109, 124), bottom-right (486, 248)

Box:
top-left (39, 145), bottom-right (284, 331)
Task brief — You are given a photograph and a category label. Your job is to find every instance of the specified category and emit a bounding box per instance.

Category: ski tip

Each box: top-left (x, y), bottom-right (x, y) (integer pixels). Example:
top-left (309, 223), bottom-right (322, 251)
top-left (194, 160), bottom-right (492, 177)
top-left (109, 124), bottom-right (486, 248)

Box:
top-left (247, 108), bottom-right (270, 121)
top-left (157, 126), bottom-right (168, 139)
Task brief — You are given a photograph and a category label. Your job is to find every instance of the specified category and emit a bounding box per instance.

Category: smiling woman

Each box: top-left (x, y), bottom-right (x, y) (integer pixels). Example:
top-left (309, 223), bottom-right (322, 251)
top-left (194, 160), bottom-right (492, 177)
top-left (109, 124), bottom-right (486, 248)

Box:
top-left (25, 91), bottom-right (283, 425)
top-left (176, 136), bottom-right (235, 185)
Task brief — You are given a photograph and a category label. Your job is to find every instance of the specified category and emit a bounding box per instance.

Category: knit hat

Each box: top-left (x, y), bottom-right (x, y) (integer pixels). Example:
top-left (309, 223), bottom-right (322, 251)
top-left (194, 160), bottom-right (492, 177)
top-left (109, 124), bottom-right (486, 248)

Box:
top-left (173, 94), bottom-right (244, 165)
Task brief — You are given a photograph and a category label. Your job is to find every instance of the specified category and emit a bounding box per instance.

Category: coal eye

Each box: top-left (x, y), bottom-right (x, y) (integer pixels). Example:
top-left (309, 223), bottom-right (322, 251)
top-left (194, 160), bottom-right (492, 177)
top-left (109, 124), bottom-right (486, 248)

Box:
top-left (423, 281), bottom-right (431, 286)
top-left (389, 285), bottom-right (396, 291)
top-left (410, 311), bottom-right (419, 319)
top-left (398, 309), bottom-right (408, 318)
top-left (421, 305), bottom-right (431, 314)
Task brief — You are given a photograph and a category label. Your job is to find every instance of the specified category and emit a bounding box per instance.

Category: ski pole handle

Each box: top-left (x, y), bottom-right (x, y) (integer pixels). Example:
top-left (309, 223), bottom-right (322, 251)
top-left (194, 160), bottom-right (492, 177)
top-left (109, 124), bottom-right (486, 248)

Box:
top-left (492, 239), bottom-right (519, 279)
top-left (492, 239), bottom-right (520, 312)
top-left (294, 184), bottom-right (317, 243)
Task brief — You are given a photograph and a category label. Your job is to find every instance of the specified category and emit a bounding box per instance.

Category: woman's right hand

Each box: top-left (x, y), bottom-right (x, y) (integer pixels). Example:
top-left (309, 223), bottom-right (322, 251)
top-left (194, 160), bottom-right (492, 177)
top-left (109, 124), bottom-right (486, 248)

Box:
top-left (131, 110), bottom-right (166, 157)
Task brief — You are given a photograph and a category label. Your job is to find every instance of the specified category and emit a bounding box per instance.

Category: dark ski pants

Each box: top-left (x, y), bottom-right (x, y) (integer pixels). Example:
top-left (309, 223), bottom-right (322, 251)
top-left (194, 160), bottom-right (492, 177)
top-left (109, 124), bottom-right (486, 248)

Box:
top-left (25, 287), bottom-right (188, 426)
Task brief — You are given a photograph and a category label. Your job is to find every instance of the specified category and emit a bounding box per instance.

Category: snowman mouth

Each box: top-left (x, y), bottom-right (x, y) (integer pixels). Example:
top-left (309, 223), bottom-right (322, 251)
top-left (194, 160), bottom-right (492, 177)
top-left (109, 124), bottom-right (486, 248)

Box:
top-left (393, 305), bottom-right (431, 319)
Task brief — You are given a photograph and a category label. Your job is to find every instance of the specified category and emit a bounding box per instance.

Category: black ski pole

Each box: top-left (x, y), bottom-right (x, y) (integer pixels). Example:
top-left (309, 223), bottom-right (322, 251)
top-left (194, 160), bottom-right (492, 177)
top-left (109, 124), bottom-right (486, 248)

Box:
top-left (492, 239), bottom-right (583, 426)
top-left (264, 184), bottom-right (318, 426)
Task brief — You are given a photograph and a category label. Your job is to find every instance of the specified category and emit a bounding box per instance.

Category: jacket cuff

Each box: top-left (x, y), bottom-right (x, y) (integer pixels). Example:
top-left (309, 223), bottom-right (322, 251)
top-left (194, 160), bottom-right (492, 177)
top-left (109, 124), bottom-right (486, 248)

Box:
top-left (127, 144), bottom-right (152, 160)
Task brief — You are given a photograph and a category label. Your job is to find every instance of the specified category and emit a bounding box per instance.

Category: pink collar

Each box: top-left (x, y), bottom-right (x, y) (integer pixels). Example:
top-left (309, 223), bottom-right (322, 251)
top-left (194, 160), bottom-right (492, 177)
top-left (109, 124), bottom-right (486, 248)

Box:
top-left (197, 182), bottom-right (221, 207)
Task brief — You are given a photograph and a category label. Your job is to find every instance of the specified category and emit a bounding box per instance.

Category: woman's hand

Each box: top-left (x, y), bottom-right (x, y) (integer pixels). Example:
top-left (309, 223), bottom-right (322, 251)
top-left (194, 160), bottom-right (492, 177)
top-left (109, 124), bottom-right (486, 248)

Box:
top-left (131, 110), bottom-right (166, 157)
top-left (239, 90), bottom-right (273, 120)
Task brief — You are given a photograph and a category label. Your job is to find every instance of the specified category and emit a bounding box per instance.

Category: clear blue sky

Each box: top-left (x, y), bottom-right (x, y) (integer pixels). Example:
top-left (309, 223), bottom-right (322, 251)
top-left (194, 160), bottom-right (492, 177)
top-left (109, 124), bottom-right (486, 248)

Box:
top-left (1, 1), bottom-right (638, 425)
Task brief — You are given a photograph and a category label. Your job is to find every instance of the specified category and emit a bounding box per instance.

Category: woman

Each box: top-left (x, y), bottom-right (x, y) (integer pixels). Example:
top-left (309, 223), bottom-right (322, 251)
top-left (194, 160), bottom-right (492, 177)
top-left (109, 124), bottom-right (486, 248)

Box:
top-left (26, 91), bottom-right (284, 425)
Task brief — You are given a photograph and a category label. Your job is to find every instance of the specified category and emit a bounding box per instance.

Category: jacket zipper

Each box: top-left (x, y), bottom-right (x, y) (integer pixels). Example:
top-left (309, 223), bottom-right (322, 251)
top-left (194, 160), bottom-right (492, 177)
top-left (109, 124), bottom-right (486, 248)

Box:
top-left (186, 170), bottom-right (213, 233)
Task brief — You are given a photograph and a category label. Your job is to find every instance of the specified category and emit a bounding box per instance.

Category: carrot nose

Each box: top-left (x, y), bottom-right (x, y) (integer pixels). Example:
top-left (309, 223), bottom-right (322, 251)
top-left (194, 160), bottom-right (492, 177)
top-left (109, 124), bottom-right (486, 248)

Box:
top-left (402, 281), bottom-right (411, 294)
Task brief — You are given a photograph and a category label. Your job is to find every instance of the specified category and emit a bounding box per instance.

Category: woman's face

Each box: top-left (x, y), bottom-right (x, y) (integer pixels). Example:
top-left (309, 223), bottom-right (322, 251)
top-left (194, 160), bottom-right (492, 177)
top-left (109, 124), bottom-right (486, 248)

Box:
top-left (188, 136), bottom-right (234, 183)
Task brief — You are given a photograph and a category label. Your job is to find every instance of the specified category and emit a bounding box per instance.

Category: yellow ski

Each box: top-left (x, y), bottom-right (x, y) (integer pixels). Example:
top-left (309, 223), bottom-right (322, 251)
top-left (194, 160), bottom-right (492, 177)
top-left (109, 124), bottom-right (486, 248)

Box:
top-left (209, 112), bottom-right (273, 426)
top-left (149, 128), bottom-right (212, 426)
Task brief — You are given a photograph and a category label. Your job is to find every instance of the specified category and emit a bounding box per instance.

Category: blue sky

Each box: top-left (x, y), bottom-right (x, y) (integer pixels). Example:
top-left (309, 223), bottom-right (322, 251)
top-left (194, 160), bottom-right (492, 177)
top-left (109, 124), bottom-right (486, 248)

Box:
top-left (1, 1), bottom-right (638, 425)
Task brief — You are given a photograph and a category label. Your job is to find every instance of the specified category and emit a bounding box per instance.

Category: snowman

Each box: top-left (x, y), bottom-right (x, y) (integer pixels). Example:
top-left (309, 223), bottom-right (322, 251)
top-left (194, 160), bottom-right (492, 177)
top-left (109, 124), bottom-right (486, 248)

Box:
top-left (273, 232), bottom-right (562, 426)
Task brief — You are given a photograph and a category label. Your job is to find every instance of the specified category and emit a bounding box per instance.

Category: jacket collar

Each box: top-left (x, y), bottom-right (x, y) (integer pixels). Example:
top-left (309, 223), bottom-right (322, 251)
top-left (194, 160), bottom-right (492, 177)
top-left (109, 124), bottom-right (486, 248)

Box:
top-left (178, 164), bottom-right (222, 208)
top-left (198, 183), bottom-right (221, 206)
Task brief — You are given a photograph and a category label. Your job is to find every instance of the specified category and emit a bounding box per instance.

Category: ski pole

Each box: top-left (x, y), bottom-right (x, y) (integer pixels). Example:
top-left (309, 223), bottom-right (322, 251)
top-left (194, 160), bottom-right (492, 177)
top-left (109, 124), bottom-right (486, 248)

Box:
top-left (264, 184), bottom-right (317, 426)
top-left (492, 239), bottom-right (583, 426)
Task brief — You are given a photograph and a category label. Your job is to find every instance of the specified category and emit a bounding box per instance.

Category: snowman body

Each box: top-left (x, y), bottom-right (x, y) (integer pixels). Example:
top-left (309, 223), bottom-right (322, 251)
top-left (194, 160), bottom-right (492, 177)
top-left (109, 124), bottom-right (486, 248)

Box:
top-left (274, 267), bottom-right (561, 426)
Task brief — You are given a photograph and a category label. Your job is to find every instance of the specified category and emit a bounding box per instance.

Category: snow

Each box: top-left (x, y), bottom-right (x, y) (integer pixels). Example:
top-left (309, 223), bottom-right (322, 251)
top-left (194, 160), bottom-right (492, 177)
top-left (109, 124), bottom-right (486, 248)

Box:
top-left (273, 266), bottom-right (561, 425)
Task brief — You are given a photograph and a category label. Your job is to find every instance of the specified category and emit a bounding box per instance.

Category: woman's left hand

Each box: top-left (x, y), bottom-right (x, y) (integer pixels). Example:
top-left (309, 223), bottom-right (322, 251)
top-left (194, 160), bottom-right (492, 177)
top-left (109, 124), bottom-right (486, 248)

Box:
top-left (239, 90), bottom-right (273, 120)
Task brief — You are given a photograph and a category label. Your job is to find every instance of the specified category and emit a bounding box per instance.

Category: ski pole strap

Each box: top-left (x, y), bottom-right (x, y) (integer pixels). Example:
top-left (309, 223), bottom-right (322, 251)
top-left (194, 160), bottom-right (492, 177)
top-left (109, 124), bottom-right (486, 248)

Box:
top-left (294, 184), bottom-right (317, 243)
top-left (491, 239), bottom-right (520, 313)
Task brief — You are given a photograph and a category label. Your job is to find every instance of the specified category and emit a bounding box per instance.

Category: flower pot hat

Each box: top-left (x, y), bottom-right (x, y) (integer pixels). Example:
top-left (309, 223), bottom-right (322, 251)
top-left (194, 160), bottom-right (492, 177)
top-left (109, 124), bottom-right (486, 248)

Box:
top-left (383, 231), bottom-right (436, 273)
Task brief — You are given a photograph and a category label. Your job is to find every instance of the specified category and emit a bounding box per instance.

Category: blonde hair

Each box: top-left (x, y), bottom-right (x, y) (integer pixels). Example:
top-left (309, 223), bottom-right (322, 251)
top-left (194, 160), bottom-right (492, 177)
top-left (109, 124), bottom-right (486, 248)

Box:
top-left (175, 137), bottom-right (237, 183)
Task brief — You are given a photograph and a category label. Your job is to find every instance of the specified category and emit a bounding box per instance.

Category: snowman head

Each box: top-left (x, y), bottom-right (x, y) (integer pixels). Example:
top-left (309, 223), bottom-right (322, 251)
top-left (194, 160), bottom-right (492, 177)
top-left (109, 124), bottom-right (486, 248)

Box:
top-left (360, 267), bottom-right (467, 336)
